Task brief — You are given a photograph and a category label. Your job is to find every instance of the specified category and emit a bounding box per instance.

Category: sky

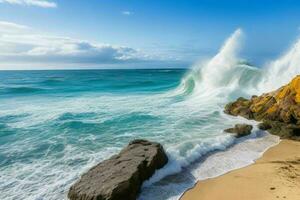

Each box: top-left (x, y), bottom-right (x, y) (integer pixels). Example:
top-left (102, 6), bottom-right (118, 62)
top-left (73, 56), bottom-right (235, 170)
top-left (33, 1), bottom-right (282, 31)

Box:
top-left (0, 0), bottom-right (300, 69)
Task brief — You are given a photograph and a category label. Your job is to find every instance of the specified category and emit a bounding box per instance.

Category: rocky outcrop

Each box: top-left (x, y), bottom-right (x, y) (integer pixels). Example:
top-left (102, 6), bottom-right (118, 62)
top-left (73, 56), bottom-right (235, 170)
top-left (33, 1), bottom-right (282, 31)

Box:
top-left (68, 139), bottom-right (168, 200)
top-left (224, 124), bottom-right (253, 138)
top-left (225, 75), bottom-right (300, 140)
top-left (258, 120), bottom-right (300, 140)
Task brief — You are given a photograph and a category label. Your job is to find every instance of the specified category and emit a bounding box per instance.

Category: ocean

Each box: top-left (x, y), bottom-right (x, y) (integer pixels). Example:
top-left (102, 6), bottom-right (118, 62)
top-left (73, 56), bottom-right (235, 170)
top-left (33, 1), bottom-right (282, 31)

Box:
top-left (1, 29), bottom-right (299, 200)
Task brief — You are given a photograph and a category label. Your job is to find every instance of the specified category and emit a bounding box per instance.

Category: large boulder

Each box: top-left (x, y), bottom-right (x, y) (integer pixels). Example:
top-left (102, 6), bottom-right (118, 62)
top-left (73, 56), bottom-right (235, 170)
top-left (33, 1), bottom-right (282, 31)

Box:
top-left (68, 139), bottom-right (168, 200)
top-left (224, 124), bottom-right (253, 138)
top-left (224, 75), bottom-right (300, 140)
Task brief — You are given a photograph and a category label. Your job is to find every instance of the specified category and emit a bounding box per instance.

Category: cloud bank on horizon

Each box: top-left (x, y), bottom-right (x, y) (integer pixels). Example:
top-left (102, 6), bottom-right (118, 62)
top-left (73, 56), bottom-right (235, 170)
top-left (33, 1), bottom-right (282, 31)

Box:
top-left (0, 0), bottom-right (56, 8)
top-left (0, 21), bottom-right (165, 69)
top-left (1, 1), bottom-right (300, 70)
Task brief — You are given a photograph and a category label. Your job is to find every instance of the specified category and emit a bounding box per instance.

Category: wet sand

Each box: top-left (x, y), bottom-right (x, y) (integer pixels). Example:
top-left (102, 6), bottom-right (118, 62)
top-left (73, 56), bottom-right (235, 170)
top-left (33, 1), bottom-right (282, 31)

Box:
top-left (181, 140), bottom-right (300, 200)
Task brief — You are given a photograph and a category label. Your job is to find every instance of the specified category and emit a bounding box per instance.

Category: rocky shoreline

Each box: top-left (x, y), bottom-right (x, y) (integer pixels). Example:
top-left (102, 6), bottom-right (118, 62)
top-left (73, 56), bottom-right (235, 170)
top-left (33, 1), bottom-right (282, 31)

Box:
top-left (225, 75), bottom-right (300, 141)
top-left (181, 76), bottom-right (300, 199)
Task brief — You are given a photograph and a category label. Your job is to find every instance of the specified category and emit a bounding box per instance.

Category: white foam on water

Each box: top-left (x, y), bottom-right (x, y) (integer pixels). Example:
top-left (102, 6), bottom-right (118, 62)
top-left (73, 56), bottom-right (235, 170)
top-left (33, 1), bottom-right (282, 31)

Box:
top-left (0, 143), bottom-right (120, 200)
top-left (257, 38), bottom-right (300, 93)
top-left (139, 130), bottom-right (280, 200)
top-left (143, 135), bottom-right (235, 187)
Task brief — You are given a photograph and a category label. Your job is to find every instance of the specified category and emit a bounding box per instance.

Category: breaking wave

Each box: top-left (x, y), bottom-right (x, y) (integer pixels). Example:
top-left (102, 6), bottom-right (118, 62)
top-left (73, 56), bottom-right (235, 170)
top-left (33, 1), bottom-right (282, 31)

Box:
top-left (174, 28), bottom-right (300, 100)
top-left (174, 29), bottom-right (261, 100)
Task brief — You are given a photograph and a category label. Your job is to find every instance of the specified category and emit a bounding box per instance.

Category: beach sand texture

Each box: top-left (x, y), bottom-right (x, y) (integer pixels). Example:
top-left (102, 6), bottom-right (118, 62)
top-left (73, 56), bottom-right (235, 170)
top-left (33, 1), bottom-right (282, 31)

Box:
top-left (181, 140), bottom-right (300, 200)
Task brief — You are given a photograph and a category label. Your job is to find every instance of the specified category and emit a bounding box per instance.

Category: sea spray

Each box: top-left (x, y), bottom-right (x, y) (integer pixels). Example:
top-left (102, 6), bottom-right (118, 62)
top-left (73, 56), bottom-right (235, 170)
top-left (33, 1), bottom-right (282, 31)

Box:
top-left (174, 29), bottom-right (261, 101)
top-left (257, 38), bottom-right (300, 93)
top-left (197, 28), bottom-right (242, 89)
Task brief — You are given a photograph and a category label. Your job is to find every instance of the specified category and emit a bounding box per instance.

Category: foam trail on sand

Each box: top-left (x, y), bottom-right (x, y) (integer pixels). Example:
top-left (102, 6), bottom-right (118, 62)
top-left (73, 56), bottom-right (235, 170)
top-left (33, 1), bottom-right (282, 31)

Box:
top-left (139, 129), bottom-right (280, 200)
top-left (143, 135), bottom-right (235, 187)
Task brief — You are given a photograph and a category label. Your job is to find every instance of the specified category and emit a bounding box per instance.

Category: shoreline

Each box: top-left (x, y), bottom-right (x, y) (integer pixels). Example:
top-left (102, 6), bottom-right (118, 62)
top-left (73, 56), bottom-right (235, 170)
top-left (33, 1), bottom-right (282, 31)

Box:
top-left (180, 139), bottom-right (300, 200)
top-left (138, 130), bottom-right (279, 200)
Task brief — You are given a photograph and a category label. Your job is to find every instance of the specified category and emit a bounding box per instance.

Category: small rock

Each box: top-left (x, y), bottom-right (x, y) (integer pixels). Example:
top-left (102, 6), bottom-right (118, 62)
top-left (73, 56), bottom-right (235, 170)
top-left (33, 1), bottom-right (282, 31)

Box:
top-left (224, 124), bottom-right (253, 138)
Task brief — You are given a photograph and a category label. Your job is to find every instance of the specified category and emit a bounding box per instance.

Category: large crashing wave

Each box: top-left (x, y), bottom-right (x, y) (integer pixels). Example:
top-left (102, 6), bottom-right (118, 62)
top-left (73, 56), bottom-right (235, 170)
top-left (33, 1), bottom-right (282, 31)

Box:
top-left (174, 29), bottom-right (261, 101)
top-left (175, 29), bottom-right (300, 100)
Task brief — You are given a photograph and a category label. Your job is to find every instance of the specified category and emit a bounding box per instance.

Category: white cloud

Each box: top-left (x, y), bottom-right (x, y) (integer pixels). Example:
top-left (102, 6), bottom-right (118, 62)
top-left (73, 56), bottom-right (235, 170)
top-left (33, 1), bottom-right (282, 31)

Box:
top-left (0, 0), bottom-right (57, 8)
top-left (0, 21), bottom-right (156, 68)
top-left (122, 11), bottom-right (133, 16)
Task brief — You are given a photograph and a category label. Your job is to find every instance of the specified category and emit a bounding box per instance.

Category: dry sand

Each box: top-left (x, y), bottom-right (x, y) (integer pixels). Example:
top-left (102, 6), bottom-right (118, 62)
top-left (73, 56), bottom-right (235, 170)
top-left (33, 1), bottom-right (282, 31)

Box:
top-left (181, 140), bottom-right (300, 200)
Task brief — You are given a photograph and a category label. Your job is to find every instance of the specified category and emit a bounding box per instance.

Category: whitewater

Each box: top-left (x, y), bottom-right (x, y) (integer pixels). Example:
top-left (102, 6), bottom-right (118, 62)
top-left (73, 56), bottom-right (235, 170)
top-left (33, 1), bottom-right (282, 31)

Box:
top-left (1, 29), bottom-right (300, 200)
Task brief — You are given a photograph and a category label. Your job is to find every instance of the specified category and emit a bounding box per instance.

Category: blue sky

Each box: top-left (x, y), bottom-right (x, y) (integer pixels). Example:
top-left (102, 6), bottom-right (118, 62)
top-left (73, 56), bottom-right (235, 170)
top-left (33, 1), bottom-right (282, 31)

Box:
top-left (0, 0), bottom-right (300, 69)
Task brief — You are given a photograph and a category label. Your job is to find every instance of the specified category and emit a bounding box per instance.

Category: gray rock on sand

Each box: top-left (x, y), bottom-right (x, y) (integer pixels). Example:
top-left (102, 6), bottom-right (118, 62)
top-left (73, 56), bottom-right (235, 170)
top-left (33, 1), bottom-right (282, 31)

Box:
top-left (224, 124), bottom-right (253, 138)
top-left (68, 139), bottom-right (168, 200)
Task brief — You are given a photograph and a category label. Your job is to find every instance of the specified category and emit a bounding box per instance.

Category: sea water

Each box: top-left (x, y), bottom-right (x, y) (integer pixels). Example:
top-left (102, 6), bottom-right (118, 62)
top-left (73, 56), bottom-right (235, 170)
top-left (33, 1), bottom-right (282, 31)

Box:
top-left (1, 29), bottom-right (300, 200)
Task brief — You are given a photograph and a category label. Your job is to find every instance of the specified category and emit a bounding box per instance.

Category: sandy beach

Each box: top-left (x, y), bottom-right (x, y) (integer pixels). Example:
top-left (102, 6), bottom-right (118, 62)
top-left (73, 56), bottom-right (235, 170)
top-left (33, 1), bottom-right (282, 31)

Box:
top-left (181, 139), bottom-right (300, 200)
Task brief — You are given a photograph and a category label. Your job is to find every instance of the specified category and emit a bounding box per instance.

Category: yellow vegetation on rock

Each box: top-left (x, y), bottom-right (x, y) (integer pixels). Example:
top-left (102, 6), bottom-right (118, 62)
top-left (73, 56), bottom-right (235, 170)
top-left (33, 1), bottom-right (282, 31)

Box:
top-left (266, 104), bottom-right (278, 114)
top-left (285, 75), bottom-right (300, 103)
top-left (274, 75), bottom-right (300, 103)
top-left (276, 86), bottom-right (289, 100)
top-left (225, 75), bottom-right (300, 124)
top-left (225, 75), bottom-right (300, 140)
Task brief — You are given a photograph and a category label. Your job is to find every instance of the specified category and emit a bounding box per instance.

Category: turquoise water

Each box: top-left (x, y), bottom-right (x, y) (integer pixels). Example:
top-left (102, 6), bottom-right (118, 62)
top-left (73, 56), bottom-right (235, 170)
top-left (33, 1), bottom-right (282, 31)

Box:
top-left (0, 69), bottom-right (188, 198)
top-left (0, 69), bottom-right (279, 200)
